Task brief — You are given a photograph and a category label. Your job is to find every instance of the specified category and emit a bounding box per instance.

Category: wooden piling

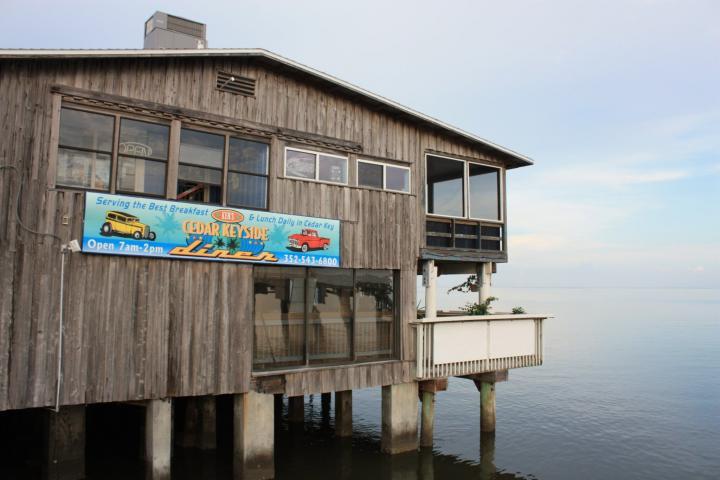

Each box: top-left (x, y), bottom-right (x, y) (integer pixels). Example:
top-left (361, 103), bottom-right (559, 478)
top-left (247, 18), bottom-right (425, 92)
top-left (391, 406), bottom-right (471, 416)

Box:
top-left (335, 390), bottom-right (352, 437)
top-left (288, 395), bottom-right (304, 423)
top-left (44, 405), bottom-right (86, 480)
top-left (420, 391), bottom-right (435, 448)
top-left (480, 382), bottom-right (496, 433)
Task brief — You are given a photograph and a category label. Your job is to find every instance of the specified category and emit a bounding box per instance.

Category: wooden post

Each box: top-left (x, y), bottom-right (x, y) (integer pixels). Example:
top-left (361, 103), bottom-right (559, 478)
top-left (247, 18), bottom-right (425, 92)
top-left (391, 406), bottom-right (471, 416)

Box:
top-left (234, 391), bottom-right (274, 480)
top-left (335, 390), bottom-right (352, 437)
top-left (197, 396), bottom-right (217, 450)
top-left (145, 399), bottom-right (172, 480)
top-left (480, 382), bottom-right (496, 433)
top-left (288, 395), bottom-right (304, 423)
top-left (420, 391), bottom-right (435, 448)
top-left (321, 392), bottom-right (331, 411)
top-left (381, 382), bottom-right (419, 454)
top-left (43, 405), bottom-right (85, 480)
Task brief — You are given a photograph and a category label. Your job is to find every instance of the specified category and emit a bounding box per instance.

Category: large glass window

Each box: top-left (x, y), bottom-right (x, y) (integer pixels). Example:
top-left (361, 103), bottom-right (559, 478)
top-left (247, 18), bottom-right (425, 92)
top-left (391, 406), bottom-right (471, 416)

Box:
top-left (285, 148), bottom-right (348, 185)
top-left (117, 119), bottom-right (169, 196)
top-left (57, 108), bottom-right (114, 190)
top-left (253, 267), bottom-right (307, 370)
top-left (357, 160), bottom-right (411, 193)
top-left (227, 138), bottom-right (269, 209)
top-left (426, 154), bottom-right (503, 221)
top-left (308, 269), bottom-right (354, 365)
top-left (178, 128), bottom-right (225, 203)
top-left (468, 163), bottom-right (500, 220)
top-left (253, 267), bottom-right (397, 371)
top-left (355, 269), bottom-right (395, 360)
top-left (426, 155), bottom-right (464, 216)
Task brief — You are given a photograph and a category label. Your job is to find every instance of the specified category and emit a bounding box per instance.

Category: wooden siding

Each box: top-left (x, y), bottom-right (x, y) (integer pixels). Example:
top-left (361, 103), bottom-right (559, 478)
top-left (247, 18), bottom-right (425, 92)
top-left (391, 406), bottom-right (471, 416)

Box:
top-left (0, 57), bottom-right (511, 411)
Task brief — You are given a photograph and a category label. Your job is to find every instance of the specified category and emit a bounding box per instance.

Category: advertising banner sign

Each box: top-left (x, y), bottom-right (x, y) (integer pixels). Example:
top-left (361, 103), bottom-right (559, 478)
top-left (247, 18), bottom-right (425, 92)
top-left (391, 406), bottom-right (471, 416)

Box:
top-left (82, 193), bottom-right (341, 267)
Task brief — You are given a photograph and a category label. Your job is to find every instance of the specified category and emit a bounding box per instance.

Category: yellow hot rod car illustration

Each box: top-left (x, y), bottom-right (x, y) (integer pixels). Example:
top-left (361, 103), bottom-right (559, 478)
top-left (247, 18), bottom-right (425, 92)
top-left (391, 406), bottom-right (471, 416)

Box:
top-left (100, 211), bottom-right (156, 241)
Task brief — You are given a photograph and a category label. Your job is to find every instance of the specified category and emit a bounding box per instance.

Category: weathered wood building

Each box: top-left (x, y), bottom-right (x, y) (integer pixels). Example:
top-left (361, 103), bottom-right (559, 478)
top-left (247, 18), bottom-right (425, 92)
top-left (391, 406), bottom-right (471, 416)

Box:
top-left (0, 12), bottom-right (547, 480)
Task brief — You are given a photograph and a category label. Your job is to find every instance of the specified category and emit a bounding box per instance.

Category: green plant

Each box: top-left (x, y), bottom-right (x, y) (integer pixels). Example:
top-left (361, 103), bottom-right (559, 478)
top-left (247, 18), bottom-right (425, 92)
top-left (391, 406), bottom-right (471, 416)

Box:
top-left (447, 274), bottom-right (478, 293)
top-left (512, 306), bottom-right (526, 314)
top-left (462, 296), bottom-right (498, 315)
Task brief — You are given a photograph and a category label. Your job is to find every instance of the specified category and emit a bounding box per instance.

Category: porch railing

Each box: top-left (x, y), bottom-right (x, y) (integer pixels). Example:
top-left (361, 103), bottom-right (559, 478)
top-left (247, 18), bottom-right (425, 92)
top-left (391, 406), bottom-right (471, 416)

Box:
top-left (413, 314), bottom-right (548, 380)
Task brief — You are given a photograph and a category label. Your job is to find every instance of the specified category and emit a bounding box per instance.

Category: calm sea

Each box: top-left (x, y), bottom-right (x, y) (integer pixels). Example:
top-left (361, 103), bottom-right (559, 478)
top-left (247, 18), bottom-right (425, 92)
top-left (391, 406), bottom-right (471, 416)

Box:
top-left (7, 287), bottom-right (717, 479)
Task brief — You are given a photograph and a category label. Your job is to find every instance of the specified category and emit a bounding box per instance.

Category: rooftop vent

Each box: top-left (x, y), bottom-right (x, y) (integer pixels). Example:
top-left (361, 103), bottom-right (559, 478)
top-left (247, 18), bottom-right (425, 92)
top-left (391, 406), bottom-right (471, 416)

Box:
top-left (144, 11), bottom-right (207, 49)
top-left (216, 71), bottom-right (256, 97)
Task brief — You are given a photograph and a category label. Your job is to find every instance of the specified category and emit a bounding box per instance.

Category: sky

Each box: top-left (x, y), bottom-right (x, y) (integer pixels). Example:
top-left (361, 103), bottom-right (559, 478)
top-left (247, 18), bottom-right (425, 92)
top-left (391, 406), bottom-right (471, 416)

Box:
top-left (2, 0), bottom-right (719, 291)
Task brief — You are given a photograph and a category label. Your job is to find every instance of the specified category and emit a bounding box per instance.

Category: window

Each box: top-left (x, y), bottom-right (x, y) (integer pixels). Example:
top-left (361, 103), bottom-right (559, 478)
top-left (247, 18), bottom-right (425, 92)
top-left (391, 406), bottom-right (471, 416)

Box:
top-left (228, 138), bottom-right (269, 209)
top-left (117, 118), bottom-right (169, 196)
top-left (253, 267), bottom-right (397, 371)
top-left (178, 128), bottom-right (225, 203)
top-left (285, 148), bottom-right (348, 185)
top-left (426, 154), bottom-right (503, 221)
top-left (357, 160), bottom-right (411, 193)
top-left (57, 108), bottom-right (114, 190)
top-left (468, 163), bottom-right (500, 221)
top-left (426, 155), bottom-right (465, 217)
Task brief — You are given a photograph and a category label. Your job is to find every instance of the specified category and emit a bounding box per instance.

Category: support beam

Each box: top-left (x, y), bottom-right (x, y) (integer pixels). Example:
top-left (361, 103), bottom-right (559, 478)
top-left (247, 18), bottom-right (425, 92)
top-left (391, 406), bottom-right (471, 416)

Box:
top-left (381, 382), bottom-right (419, 454)
top-left (197, 396), bottom-right (217, 450)
top-left (321, 392), bottom-right (331, 411)
top-left (477, 262), bottom-right (492, 303)
top-left (178, 398), bottom-right (199, 448)
top-left (288, 395), bottom-right (304, 423)
top-left (423, 260), bottom-right (437, 318)
top-left (234, 391), bottom-right (274, 480)
top-left (44, 405), bottom-right (85, 480)
top-left (145, 399), bottom-right (172, 480)
top-left (335, 390), bottom-right (352, 437)
top-left (480, 382), bottom-right (496, 433)
top-left (419, 391), bottom-right (435, 448)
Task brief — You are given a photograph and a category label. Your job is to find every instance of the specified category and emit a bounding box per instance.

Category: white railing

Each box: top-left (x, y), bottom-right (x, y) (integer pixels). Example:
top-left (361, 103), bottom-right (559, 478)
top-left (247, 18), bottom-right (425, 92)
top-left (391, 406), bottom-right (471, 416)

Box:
top-left (413, 314), bottom-right (548, 380)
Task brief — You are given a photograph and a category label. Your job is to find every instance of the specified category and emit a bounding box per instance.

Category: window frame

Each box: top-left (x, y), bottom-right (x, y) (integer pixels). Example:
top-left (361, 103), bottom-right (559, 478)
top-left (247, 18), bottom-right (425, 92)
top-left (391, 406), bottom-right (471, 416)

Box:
top-left (56, 106), bottom-right (117, 192)
top-left (251, 266), bottom-right (399, 372)
top-left (356, 159), bottom-right (412, 194)
top-left (53, 102), bottom-right (271, 210)
top-left (424, 153), bottom-right (504, 224)
top-left (283, 146), bottom-right (349, 186)
top-left (226, 136), bottom-right (270, 210)
top-left (115, 117), bottom-right (171, 198)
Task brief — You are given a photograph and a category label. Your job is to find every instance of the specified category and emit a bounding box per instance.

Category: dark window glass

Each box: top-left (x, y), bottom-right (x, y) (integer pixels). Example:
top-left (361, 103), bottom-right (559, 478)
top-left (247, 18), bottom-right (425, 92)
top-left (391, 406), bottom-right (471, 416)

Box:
top-left (285, 149), bottom-right (316, 179)
top-left (119, 119), bottom-right (169, 161)
top-left (253, 267), bottom-right (306, 370)
top-left (59, 108), bottom-right (114, 152)
top-left (427, 235), bottom-right (452, 248)
top-left (358, 161), bottom-right (383, 189)
top-left (427, 155), bottom-right (464, 217)
top-left (227, 138), bottom-right (268, 209)
top-left (117, 157), bottom-right (166, 196)
top-left (308, 269), bottom-right (354, 365)
top-left (57, 108), bottom-right (114, 190)
top-left (229, 138), bottom-right (268, 174)
top-left (468, 163), bottom-right (500, 220)
top-left (116, 119), bottom-right (169, 195)
top-left (386, 165), bottom-right (410, 192)
top-left (318, 154), bottom-right (347, 184)
top-left (178, 129), bottom-right (224, 203)
top-left (455, 238), bottom-right (479, 249)
top-left (227, 172), bottom-right (267, 209)
top-left (355, 270), bottom-right (394, 360)
top-left (56, 148), bottom-right (111, 190)
top-left (179, 129), bottom-right (224, 168)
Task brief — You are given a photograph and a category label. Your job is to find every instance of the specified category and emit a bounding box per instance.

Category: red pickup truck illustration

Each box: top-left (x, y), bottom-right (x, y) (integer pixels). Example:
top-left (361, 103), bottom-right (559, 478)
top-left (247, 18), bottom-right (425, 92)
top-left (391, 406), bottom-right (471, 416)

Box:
top-left (288, 229), bottom-right (330, 252)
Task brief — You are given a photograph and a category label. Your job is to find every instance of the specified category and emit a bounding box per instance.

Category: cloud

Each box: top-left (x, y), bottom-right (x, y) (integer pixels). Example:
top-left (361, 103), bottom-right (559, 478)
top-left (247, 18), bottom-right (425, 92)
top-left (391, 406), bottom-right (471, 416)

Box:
top-left (539, 167), bottom-right (690, 187)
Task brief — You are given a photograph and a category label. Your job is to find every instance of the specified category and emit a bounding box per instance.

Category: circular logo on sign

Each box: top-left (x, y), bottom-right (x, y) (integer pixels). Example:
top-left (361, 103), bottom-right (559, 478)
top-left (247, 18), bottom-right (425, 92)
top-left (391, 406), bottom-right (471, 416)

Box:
top-left (211, 209), bottom-right (244, 223)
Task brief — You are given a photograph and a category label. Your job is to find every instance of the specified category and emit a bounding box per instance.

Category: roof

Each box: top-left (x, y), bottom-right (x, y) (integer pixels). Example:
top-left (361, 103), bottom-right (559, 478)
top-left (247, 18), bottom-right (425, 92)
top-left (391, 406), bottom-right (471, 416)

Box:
top-left (0, 48), bottom-right (533, 167)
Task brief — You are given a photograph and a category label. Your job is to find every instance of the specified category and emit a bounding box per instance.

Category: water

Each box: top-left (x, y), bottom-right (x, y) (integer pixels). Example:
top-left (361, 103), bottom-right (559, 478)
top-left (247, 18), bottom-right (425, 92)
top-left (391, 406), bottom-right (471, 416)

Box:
top-left (6, 288), bottom-right (720, 479)
top-left (269, 287), bottom-right (719, 479)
